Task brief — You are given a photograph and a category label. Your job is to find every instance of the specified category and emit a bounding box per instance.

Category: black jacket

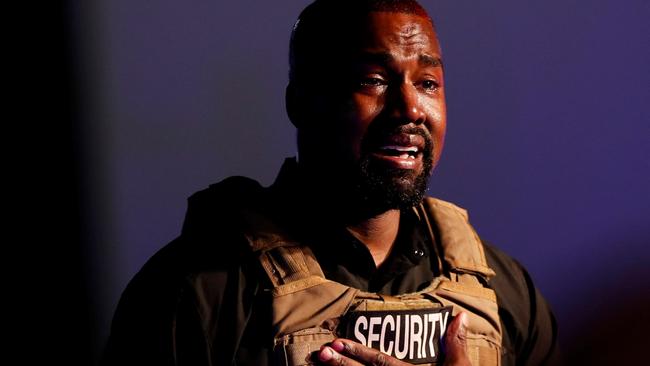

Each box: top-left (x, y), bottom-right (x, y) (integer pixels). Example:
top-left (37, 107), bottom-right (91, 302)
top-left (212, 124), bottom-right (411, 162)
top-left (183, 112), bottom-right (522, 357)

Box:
top-left (103, 160), bottom-right (561, 365)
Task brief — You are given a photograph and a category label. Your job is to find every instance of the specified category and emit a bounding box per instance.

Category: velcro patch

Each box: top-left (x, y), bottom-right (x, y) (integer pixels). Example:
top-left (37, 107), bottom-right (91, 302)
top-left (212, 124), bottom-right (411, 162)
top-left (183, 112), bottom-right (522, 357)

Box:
top-left (340, 307), bottom-right (452, 364)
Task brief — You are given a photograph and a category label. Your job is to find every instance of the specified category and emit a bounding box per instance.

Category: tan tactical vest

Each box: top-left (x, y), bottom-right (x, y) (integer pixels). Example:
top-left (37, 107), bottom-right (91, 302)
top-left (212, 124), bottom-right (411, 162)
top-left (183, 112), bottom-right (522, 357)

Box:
top-left (241, 197), bottom-right (502, 365)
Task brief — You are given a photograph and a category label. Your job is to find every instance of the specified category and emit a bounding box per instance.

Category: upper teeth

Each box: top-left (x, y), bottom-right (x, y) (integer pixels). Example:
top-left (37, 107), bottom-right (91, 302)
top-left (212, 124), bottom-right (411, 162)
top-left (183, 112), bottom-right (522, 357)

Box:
top-left (381, 145), bottom-right (418, 153)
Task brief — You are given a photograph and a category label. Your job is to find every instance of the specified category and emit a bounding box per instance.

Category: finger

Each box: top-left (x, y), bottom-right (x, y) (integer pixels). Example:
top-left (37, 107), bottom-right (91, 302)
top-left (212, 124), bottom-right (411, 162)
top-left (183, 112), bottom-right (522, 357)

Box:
top-left (442, 312), bottom-right (471, 365)
top-left (318, 344), bottom-right (363, 366)
top-left (326, 338), bottom-right (409, 366)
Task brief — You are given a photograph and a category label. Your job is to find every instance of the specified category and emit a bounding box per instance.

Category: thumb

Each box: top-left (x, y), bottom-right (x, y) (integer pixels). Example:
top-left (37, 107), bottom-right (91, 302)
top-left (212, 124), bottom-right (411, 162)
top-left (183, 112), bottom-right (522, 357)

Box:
top-left (443, 312), bottom-right (472, 366)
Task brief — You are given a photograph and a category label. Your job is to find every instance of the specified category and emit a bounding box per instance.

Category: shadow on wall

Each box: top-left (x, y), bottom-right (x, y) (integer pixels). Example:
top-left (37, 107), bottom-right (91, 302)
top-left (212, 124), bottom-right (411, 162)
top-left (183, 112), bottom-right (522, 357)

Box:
top-left (562, 232), bottom-right (650, 365)
top-left (566, 291), bottom-right (650, 365)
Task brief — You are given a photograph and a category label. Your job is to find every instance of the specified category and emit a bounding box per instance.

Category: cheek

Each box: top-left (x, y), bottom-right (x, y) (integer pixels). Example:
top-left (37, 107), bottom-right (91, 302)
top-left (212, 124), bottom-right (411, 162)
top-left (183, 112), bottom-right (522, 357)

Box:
top-left (341, 94), bottom-right (384, 157)
top-left (434, 103), bottom-right (447, 145)
top-left (423, 99), bottom-right (447, 164)
top-left (433, 119), bottom-right (446, 164)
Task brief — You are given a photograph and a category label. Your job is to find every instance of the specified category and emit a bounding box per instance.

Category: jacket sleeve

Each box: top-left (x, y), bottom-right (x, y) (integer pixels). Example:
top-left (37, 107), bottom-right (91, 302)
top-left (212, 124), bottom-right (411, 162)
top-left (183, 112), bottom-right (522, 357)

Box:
top-left (102, 239), bottom-right (190, 366)
top-left (482, 242), bottom-right (562, 366)
top-left (102, 238), bottom-right (259, 366)
top-left (177, 261), bottom-right (262, 365)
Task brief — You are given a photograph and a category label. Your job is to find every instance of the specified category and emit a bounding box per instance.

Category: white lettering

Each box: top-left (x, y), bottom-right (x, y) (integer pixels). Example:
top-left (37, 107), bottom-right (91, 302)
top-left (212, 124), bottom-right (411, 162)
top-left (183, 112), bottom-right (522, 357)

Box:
top-left (421, 314), bottom-right (428, 358)
top-left (428, 313), bottom-right (440, 357)
top-left (380, 315), bottom-right (395, 355)
top-left (354, 316), bottom-right (368, 346)
top-left (367, 316), bottom-right (382, 349)
top-left (409, 315), bottom-right (424, 359)
top-left (440, 312), bottom-right (450, 338)
top-left (394, 315), bottom-right (409, 359)
top-left (347, 308), bottom-right (452, 362)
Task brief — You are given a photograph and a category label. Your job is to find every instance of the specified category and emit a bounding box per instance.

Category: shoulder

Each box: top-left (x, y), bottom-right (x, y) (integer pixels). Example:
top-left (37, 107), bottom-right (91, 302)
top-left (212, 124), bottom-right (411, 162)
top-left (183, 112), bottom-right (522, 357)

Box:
top-left (189, 176), bottom-right (263, 204)
top-left (181, 176), bottom-right (264, 236)
top-left (481, 242), bottom-right (531, 302)
top-left (104, 176), bottom-right (266, 364)
top-left (420, 197), bottom-right (561, 363)
top-left (123, 175), bottom-right (266, 296)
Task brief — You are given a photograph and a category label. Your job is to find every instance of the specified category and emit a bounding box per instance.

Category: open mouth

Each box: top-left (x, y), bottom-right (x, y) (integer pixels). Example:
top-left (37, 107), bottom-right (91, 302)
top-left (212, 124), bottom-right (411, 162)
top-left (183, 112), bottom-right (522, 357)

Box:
top-left (367, 133), bottom-right (427, 170)
top-left (377, 145), bottom-right (420, 160)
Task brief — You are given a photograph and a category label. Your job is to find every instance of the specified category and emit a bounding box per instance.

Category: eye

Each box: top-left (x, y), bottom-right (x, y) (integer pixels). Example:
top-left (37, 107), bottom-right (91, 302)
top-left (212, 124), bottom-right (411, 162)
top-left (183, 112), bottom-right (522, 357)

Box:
top-left (421, 79), bottom-right (440, 91)
top-left (356, 75), bottom-right (388, 95)
top-left (360, 77), bottom-right (387, 87)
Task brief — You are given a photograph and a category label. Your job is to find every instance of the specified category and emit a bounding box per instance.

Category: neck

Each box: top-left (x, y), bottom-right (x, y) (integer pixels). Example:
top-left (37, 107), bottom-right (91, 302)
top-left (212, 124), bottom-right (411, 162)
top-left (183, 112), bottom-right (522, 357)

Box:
top-left (347, 209), bottom-right (400, 268)
top-left (292, 158), bottom-right (402, 267)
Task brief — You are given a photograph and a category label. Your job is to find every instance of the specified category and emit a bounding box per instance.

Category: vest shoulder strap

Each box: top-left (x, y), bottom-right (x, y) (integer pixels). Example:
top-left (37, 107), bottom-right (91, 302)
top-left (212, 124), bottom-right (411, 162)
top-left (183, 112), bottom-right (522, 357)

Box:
top-left (238, 196), bottom-right (496, 288)
top-left (237, 207), bottom-right (325, 287)
top-left (417, 197), bottom-right (496, 279)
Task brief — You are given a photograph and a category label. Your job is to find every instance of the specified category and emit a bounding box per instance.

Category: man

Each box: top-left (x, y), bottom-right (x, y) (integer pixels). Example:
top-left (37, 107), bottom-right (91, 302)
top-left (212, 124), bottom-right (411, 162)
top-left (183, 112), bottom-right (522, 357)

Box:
top-left (103, 1), bottom-right (560, 365)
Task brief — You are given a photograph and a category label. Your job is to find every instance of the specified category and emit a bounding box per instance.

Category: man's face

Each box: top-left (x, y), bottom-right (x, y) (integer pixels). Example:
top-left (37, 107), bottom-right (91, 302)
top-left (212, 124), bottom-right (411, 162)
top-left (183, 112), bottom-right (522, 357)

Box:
top-left (299, 11), bottom-right (446, 209)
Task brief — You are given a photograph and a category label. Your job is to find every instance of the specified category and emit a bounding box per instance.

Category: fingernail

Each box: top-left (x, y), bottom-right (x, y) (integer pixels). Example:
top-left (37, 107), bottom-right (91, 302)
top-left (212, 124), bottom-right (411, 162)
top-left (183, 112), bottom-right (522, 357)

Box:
top-left (331, 340), bottom-right (345, 352)
top-left (319, 347), bottom-right (333, 361)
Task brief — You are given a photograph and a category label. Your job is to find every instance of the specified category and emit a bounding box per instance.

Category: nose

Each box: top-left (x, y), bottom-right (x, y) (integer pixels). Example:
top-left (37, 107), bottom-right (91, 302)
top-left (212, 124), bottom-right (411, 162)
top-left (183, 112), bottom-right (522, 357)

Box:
top-left (388, 82), bottom-right (426, 125)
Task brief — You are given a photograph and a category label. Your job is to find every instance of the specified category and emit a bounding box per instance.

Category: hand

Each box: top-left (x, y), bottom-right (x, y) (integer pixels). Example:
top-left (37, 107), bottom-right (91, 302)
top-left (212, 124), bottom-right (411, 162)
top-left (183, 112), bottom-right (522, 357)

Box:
top-left (317, 338), bottom-right (410, 366)
top-left (441, 312), bottom-right (472, 366)
top-left (317, 312), bottom-right (472, 365)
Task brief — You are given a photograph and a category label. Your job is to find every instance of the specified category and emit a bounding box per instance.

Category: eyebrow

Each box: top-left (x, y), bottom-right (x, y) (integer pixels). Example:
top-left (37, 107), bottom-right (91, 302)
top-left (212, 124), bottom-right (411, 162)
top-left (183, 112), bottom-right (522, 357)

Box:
top-left (419, 54), bottom-right (443, 68)
top-left (355, 52), bottom-right (443, 68)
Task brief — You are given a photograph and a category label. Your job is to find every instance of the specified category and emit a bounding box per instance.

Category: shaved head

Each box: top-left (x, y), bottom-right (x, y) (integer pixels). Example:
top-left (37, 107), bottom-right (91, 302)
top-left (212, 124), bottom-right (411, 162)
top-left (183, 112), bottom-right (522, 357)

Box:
top-left (289, 0), bottom-right (436, 86)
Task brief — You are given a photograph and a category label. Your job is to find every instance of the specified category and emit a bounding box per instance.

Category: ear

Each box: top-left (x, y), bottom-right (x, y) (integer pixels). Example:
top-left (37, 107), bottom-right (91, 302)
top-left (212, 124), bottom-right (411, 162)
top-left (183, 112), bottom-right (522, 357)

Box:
top-left (285, 82), bottom-right (302, 129)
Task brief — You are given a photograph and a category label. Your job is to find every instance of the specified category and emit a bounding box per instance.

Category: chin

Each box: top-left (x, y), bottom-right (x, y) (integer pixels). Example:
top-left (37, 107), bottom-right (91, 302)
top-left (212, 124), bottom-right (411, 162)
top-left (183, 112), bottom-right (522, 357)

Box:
top-left (355, 161), bottom-right (431, 211)
top-left (389, 174), bottom-right (429, 208)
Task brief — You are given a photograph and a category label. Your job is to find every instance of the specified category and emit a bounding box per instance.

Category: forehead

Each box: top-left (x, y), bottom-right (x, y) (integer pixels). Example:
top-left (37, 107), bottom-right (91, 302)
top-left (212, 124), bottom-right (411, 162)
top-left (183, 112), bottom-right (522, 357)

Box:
top-left (351, 12), bottom-right (441, 56)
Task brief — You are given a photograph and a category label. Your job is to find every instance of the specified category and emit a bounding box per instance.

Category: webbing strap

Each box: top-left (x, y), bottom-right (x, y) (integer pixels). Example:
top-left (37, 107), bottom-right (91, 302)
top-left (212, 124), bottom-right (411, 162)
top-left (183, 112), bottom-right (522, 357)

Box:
top-left (438, 279), bottom-right (497, 302)
top-left (260, 245), bottom-right (325, 288)
top-left (236, 207), bottom-right (325, 288)
top-left (469, 342), bottom-right (501, 366)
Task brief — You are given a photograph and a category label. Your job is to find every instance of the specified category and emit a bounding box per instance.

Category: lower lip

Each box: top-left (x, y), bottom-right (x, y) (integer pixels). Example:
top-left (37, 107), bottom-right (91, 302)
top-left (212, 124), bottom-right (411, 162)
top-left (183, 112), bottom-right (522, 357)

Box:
top-left (369, 152), bottom-right (422, 170)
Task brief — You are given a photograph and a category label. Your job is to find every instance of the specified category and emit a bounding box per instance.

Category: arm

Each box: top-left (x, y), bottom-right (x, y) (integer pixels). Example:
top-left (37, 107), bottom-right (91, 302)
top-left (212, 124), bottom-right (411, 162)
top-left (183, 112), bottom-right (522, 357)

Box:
top-left (102, 239), bottom-right (190, 366)
top-left (102, 236), bottom-right (259, 366)
top-left (482, 242), bottom-right (561, 365)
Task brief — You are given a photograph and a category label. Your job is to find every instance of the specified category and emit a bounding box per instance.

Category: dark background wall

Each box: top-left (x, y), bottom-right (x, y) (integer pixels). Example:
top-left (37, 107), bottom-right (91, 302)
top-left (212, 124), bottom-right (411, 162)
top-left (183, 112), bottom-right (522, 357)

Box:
top-left (65, 0), bottom-right (648, 364)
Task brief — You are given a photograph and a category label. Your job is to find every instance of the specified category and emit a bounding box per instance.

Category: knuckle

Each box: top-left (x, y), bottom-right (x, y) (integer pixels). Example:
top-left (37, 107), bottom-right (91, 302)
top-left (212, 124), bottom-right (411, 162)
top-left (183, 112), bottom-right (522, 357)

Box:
top-left (456, 331), bottom-right (468, 345)
top-left (334, 353), bottom-right (348, 366)
top-left (372, 352), bottom-right (390, 366)
top-left (344, 342), bottom-right (359, 357)
top-left (336, 356), bottom-right (348, 366)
